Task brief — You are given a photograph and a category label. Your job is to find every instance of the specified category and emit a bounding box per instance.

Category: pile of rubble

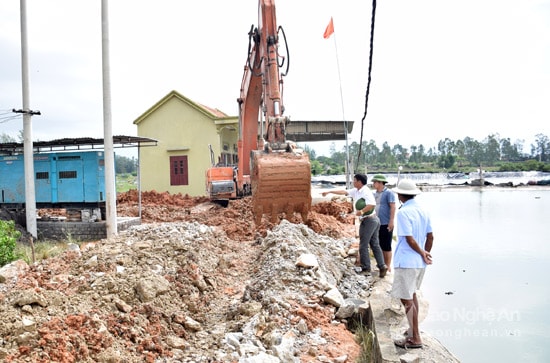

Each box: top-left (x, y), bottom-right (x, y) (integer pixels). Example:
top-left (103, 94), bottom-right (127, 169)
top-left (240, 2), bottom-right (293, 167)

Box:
top-left (1, 192), bottom-right (378, 362)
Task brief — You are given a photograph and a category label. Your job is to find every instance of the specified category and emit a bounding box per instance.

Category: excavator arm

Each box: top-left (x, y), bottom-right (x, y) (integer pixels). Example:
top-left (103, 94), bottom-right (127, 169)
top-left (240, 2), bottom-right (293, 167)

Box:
top-left (207, 0), bottom-right (311, 224)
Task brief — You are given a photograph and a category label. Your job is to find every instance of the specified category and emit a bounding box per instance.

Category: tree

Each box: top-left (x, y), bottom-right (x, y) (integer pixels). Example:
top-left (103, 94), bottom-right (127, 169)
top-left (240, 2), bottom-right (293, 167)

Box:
top-left (500, 138), bottom-right (521, 161)
top-left (379, 142), bottom-right (395, 167)
top-left (304, 132), bottom-right (549, 174)
top-left (484, 134), bottom-right (501, 166)
top-left (392, 144), bottom-right (408, 165)
top-left (115, 155), bottom-right (137, 174)
top-left (310, 160), bottom-right (323, 175)
top-left (363, 139), bottom-right (380, 167)
top-left (302, 144), bottom-right (317, 161)
top-left (317, 155), bottom-right (344, 175)
top-left (533, 133), bottom-right (549, 162)
top-left (437, 138), bottom-right (455, 155)
top-left (454, 140), bottom-right (466, 167)
top-left (463, 137), bottom-right (484, 167)
top-left (0, 133), bottom-right (16, 143)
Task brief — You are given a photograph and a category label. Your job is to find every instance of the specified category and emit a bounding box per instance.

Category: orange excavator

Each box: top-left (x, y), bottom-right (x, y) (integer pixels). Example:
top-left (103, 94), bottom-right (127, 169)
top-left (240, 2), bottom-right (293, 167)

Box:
top-left (206, 0), bottom-right (311, 225)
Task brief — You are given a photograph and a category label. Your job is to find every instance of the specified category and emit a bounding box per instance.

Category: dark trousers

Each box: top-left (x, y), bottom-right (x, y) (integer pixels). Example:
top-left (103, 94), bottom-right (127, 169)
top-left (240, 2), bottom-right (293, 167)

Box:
top-left (359, 215), bottom-right (386, 270)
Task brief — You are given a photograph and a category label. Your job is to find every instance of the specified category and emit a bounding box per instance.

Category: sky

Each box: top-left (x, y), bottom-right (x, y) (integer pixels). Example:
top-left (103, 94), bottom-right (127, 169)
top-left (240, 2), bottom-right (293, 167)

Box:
top-left (1, 0), bottom-right (549, 157)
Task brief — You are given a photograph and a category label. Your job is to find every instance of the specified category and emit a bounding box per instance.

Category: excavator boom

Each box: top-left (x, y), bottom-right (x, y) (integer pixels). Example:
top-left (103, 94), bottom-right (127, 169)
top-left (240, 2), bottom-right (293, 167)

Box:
top-left (207, 0), bottom-right (311, 224)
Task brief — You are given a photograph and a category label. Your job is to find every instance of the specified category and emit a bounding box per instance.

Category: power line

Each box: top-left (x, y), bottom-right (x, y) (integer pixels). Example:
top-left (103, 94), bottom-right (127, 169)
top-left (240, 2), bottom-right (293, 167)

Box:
top-left (0, 108), bottom-right (41, 123)
top-left (0, 115), bottom-right (21, 123)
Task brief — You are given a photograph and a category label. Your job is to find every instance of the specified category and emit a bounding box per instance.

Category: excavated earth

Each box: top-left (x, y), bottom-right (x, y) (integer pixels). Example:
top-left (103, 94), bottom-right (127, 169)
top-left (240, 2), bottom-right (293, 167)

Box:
top-left (1, 191), bottom-right (373, 362)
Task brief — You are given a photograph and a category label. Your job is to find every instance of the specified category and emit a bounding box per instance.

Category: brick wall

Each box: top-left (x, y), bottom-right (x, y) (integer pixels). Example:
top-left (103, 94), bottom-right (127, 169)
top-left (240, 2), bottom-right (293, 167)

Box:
top-left (37, 217), bottom-right (140, 241)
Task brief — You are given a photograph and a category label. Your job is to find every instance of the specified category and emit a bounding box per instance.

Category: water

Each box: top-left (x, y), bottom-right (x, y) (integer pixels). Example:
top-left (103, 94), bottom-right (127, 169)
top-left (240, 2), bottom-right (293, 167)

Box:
top-left (416, 189), bottom-right (550, 363)
top-left (312, 171), bottom-right (550, 187)
top-left (312, 172), bottom-right (550, 361)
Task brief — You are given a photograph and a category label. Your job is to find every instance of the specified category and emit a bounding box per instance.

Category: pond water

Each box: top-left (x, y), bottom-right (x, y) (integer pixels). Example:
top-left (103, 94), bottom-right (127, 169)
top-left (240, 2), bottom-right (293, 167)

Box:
top-left (417, 189), bottom-right (550, 363)
top-left (312, 170), bottom-right (550, 187)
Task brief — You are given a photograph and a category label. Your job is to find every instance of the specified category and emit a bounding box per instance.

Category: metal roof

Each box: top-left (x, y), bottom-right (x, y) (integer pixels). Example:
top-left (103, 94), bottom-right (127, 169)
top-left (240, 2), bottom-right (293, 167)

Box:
top-left (0, 135), bottom-right (157, 154)
top-left (285, 120), bottom-right (354, 142)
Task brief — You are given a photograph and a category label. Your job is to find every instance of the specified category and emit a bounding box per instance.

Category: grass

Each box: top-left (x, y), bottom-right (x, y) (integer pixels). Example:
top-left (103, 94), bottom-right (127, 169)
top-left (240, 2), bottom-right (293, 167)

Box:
top-left (116, 173), bottom-right (138, 193)
top-left (355, 322), bottom-right (377, 363)
top-left (16, 240), bottom-right (70, 264)
top-left (15, 232), bottom-right (83, 264)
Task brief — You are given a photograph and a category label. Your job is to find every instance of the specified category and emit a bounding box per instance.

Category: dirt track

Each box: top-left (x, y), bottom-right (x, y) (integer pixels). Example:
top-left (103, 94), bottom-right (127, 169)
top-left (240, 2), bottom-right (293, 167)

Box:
top-left (0, 191), bottom-right (372, 362)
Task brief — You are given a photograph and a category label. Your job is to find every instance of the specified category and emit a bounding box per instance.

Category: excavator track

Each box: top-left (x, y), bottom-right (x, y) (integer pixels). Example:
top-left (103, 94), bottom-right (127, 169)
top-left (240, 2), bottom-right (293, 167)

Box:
top-left (251, 151), bottom-right (311, 225)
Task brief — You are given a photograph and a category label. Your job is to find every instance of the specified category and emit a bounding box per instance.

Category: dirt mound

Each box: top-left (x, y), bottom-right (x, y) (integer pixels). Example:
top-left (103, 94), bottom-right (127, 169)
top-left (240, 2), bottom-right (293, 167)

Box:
top-left (116, 191), bottom-right (355, 241)
top-left (0, 191), bottom-right (370, 362)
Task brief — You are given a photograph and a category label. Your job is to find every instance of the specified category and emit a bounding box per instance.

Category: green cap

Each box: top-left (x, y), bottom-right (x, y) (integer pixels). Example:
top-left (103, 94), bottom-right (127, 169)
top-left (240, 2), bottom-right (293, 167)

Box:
top-left (371, 174), bottom-right (388, 183)
top-left (355, 198), bottom-right (366, 211)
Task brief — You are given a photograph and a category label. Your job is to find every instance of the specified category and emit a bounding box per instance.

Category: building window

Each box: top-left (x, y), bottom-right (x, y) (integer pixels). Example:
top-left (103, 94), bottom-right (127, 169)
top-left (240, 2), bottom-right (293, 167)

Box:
top-left (58, 155), bottom-right (81, 160)
top-left (170, 155), bottom-right (188, 186)
top-left (59, 170), bottom-right (77, 179)
top-left (36, 172), bottom-right (49, 180)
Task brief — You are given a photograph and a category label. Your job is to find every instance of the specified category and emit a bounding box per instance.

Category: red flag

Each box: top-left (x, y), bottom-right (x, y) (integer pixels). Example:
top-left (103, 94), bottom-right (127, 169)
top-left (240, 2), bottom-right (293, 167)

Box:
top-left (323, 17), bottom-right (334, 39)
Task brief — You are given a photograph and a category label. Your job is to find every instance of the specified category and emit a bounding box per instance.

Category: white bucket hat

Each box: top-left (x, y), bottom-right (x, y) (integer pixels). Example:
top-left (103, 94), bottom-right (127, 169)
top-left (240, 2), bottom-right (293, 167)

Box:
top-left (393, 179), bottom-right (422, 195)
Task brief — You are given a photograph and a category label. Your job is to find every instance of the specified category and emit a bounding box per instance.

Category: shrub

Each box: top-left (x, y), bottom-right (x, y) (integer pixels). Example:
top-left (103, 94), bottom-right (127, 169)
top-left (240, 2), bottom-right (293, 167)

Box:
top-left (0, 220), bottom-right (22, 267)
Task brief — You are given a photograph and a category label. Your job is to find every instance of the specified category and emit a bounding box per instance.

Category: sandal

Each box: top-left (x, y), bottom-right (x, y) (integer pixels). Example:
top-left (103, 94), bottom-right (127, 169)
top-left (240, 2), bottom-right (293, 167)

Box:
top-left (394, 338), bottom-right (423, 349)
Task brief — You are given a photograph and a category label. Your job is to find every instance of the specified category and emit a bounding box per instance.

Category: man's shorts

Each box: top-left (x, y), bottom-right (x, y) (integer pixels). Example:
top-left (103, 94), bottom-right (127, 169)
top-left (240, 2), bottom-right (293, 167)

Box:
top-left (379, 225), bottom-right (393, 251)
top-left (390, 268), bottom-right (426, 300)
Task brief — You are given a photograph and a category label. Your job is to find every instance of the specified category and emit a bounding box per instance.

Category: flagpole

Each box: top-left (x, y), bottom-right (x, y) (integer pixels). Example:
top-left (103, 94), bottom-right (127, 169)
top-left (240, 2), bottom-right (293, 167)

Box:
top-left (328, 19), bottom-right (352, 189)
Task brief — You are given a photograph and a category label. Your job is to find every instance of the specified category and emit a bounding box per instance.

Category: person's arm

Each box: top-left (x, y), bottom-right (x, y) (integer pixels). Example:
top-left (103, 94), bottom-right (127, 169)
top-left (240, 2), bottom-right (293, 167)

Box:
top-left (405, 235), bottom-right (433, 265)
top-left (424, 232), bottom-right (434, 253)
top-left (322, 190), bottom-right (348, 197)
top-left (388, 202), bottom-right (396, 231)
top-left (357, 203), bottom-right (375, 216)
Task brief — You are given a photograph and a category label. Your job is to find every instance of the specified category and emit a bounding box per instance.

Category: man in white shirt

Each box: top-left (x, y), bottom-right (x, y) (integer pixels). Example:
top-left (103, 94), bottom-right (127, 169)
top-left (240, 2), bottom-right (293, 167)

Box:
top-left (322, 173), bottom-right (387, 278)
top-left (391, 179), bottom-right (434, 349)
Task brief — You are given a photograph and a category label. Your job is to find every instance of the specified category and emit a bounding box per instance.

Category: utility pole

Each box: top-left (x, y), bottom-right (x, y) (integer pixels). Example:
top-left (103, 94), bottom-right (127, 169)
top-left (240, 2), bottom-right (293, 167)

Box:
top-left (101, 0), bottom-right (117, 237)
top-left (19, 0), bottom-right (37, 238)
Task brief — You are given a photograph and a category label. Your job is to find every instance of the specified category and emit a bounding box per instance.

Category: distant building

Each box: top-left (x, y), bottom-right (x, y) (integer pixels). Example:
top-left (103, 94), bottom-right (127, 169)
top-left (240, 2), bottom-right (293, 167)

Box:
top-left (134, 90), bottom-right (237, 196)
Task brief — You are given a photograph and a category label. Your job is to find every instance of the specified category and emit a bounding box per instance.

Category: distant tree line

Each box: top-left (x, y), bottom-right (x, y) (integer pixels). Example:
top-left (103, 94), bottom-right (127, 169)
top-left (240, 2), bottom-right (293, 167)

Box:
top-left (304, 133), bottom-right (550, 175)
top-left (115, 155), bottom-right (137, 174)
top-left (3, 131), bottom-right (548, 176)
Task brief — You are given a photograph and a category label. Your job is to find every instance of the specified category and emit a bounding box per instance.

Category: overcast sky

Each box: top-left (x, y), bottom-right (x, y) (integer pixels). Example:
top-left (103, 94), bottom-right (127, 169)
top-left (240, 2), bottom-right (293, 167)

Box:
top-left (1, 0), bottom-right (549, 157)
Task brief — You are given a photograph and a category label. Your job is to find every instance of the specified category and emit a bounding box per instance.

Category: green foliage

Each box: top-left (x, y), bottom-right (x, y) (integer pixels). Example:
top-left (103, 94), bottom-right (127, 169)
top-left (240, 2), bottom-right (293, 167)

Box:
top-left (354, 321), bottom-right (377, 362)
top-left (497, 160), bottom-right (549, 172)
top-left (115, 155), bottom-right (137, 174)
top-left (311, 133), bottom-right (550, 174)
top-left (310, 160), bottom-right (323, 175)
top-left (437, 153), bottom-right (457, 169)
top-left (116, 173), bottom-right (137, 193)
top-left (0, 220), bottom-right (22, 267)
top-left (301, 144), bottom-right (317, 161)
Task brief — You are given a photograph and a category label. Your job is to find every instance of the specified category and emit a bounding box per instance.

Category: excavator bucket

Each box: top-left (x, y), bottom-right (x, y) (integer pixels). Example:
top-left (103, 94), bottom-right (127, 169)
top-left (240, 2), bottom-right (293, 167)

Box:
top-left (251, 151), bottom-right (311, 225)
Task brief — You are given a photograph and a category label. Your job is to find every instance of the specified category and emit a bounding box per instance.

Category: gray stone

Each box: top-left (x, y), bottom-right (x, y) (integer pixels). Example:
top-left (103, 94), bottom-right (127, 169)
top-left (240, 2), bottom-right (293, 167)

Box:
top-left (323, 287), bottom-right (344, 308)
top-left (239, 352), bottom-right (281, 363)
top-left (0, 260), bottom-right (29, 283)
top-left (400, 352), bottom-right (421, 363)
top-left (14, 290), bottom-right (48, 307)
top-left (135, 274), bottom-right (170, 302)
top-left (335, 303), bottom-right (356, 319)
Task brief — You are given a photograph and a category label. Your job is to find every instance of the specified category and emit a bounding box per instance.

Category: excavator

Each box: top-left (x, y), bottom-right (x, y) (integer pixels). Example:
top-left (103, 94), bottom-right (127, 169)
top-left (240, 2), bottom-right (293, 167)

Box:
top-left (206, 0), bottom-right (311, 225)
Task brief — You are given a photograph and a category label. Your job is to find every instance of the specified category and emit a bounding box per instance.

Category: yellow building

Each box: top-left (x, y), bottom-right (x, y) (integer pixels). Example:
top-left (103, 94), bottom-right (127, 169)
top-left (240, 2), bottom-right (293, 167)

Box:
top-left (134, 90), bottom-right (238, 196)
